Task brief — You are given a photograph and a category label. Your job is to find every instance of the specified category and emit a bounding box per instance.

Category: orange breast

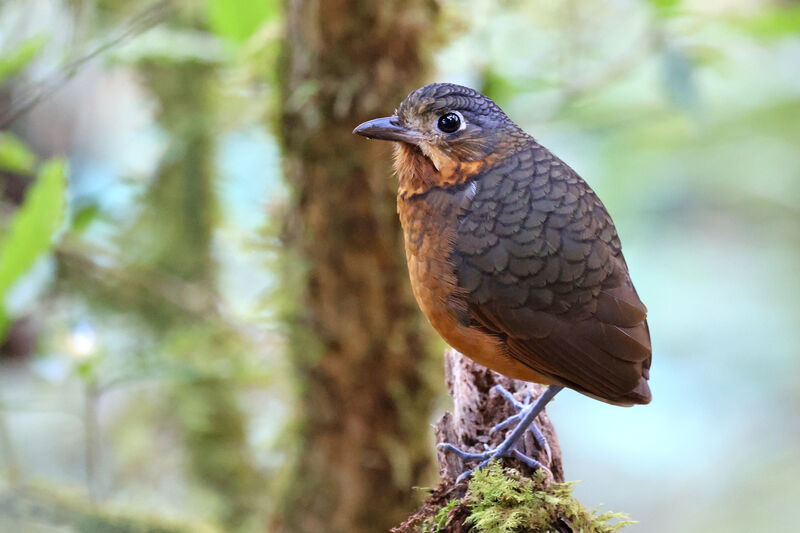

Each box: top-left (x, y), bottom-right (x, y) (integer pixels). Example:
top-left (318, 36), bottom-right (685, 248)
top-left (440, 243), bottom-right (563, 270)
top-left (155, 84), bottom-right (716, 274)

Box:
top-left (397, 192), bottom-right (554, 385)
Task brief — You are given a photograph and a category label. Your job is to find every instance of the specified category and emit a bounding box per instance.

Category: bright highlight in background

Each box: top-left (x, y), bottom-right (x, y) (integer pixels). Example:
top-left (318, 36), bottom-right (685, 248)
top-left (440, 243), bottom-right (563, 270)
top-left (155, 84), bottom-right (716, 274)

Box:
top-left (66, 322), bottom-right (97, 359)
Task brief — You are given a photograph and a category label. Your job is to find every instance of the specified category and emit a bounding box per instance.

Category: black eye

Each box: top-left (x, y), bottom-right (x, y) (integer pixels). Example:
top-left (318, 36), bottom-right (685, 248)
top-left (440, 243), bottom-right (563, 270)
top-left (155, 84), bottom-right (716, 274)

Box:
top-left (437, 112), bottom-right (461, 133)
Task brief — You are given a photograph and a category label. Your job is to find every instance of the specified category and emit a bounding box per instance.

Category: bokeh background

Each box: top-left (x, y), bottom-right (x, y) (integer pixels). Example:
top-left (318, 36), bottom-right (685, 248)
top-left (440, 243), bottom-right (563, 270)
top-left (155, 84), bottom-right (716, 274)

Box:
top-left (0, 0), bottom-right (798, 532)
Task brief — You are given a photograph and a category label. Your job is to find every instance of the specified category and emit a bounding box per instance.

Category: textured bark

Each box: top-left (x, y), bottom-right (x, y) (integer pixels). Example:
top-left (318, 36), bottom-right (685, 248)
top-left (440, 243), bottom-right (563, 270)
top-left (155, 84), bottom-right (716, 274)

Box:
top-left (275, 1), bottom-right (440, 532)
top-left (393, 349), bottom-right (564, 533)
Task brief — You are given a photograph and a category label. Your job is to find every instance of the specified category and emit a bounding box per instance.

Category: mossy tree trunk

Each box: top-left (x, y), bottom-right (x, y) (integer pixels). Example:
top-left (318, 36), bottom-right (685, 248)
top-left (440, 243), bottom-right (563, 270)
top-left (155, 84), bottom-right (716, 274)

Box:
top-left (127, 60), bottom-right (266, 530)
top-left (275, 1), bottom-right (440, 531)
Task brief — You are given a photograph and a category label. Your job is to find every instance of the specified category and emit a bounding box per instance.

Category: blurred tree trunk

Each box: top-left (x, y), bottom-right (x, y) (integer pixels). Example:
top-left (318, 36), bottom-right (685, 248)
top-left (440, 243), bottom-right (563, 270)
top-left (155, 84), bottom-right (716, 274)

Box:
top-left (130, 60), bottom-right (265, 530)
top-left (55, 57), bottom-right (266, 529)
top-left (275, 1), bottom-right (440, 532)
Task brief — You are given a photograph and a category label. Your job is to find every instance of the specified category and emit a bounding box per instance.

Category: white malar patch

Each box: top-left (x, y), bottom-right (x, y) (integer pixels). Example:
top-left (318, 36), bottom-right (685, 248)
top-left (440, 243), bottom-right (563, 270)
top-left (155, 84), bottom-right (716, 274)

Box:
top-left (420, 142), bottom-right (447, 171)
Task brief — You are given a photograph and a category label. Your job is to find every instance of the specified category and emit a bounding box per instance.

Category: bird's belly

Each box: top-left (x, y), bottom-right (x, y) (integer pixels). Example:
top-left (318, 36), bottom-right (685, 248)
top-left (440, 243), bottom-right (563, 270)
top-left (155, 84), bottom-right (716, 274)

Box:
top-left (404, 236), bottom-right (554, 385)
top-left (399, 188), bottom-right (554, 384)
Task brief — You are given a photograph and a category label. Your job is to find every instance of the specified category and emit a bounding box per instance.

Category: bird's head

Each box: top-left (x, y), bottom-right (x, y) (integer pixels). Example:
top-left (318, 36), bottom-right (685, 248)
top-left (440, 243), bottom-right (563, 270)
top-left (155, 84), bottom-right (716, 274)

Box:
top-left (353, 83), bottom-right (525, 196)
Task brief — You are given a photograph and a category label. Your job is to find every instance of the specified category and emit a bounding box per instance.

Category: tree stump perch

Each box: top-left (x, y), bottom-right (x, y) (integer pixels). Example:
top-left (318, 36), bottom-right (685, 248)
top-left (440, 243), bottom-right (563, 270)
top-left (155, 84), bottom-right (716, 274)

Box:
top-left (393, 349), bottom-right (565, 532)
top-left (435, 349), bottom-right (564, 484)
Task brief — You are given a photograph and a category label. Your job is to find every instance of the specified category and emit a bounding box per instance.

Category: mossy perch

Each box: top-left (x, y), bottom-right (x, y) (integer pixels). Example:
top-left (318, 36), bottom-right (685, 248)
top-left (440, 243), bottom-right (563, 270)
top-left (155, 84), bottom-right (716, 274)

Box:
top-left (433, 349), bottom-right (564, 484)
top-left (393, 350), bottom-right (631, 533)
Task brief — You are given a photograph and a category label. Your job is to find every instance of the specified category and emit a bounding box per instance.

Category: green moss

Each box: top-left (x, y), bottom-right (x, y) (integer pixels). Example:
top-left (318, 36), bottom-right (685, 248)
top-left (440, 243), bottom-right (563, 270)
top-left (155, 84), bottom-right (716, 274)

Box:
top-left (423, 498), bottom-right (460, 533)
top-left (465, 463), bottom-right (633, 533)
top-left (421, 463), bottom-right (633, 533)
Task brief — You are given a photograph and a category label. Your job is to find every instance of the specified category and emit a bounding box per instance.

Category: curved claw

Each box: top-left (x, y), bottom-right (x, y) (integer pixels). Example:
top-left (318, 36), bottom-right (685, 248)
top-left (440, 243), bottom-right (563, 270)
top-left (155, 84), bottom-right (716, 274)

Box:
top-left (455, 466), bottom-right (477, 484)
top-left (528, 422), bottom-right (552, 465)
top-left (512, 449), bottom-right (551, 476)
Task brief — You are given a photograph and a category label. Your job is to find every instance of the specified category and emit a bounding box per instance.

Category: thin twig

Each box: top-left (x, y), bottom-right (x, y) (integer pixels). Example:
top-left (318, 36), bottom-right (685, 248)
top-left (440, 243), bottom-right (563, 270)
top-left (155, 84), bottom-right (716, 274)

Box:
top-left (0, 0), bottom-right (173, 129)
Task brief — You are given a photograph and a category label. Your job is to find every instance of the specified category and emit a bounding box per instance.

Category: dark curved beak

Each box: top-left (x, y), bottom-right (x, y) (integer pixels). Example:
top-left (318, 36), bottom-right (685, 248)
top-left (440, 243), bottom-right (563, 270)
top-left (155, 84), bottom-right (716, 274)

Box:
top-left (352, 116), bottom-right (419, 144)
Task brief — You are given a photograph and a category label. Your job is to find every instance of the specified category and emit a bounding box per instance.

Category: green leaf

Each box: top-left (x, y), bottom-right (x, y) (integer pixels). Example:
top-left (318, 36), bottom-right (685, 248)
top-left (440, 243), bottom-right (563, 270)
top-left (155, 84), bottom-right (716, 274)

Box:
top-left (72, 204), bottom-right (100, 233)
top-left (0, 35), bottom-right (47, 84)
top-left (0, 132), bottom-right (37, 174)
top-left (75, 357), bottom-right (100, 381)
top-left (648, 0), bottom-right (681, 9)
top-left (206, 0), bottom-right (278, 43)
top-left (733, 5), bottom-right (800, 39)
top-left (0, 158), bottom-right (68, 337)
top-left (647, 0), bottom-right (682, 17)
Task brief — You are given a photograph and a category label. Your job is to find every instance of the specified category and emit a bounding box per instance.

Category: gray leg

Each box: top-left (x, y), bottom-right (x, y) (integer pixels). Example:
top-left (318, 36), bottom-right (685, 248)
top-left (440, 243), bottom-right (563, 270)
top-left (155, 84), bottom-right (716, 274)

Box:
top-left (438, 385), bottom-right (563, 483)
top-left (490, 385), bottom-right (552, 464)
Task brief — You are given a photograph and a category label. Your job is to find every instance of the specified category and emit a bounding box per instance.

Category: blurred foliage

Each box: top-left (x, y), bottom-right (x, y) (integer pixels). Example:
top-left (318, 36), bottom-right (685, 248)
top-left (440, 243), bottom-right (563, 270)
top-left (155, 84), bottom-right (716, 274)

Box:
top-left (733, 4), bottom-right (800, 39)
top-left (647, 0), bottom-right (683, 16)
top-left (0, 0), bottom-right (796, 531)
top-left (0, 158), bottom-right (67, 337)
top-left (205, 0), bottom-right (278, 43)
top-left (0, 35), bottom-right (46, 84)
top-left (0, 132), bottom-right (36, 175)
top-left (0, 484), bottom-right (218, 532)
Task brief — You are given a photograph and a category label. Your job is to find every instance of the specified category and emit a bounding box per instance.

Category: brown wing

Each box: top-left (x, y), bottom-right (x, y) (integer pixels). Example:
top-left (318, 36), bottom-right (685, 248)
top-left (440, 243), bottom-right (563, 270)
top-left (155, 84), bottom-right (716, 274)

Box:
top-left (452, 143), bottom-right (652, 405)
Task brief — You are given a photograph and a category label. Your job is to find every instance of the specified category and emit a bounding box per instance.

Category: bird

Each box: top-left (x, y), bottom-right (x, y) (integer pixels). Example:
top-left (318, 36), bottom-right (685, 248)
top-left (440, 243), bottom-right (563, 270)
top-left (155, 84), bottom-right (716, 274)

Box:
top-left (353, 83), bottom-right (651, 481)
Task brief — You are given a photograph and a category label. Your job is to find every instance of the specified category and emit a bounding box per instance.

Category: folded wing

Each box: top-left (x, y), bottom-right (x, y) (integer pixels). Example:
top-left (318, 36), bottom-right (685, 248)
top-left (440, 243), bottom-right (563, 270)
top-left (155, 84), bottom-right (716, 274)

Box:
top-left (452, 144), bottom-right (652, 405)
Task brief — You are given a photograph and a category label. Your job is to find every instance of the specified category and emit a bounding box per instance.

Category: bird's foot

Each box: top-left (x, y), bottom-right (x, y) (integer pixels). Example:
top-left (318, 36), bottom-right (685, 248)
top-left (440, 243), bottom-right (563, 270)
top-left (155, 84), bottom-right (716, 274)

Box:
top-left (489, 385), bottom-right (552, 465)
top-left (438, 385), bottom-right (563, 483)
top-left (438, 441), bottom-right (550, 484)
